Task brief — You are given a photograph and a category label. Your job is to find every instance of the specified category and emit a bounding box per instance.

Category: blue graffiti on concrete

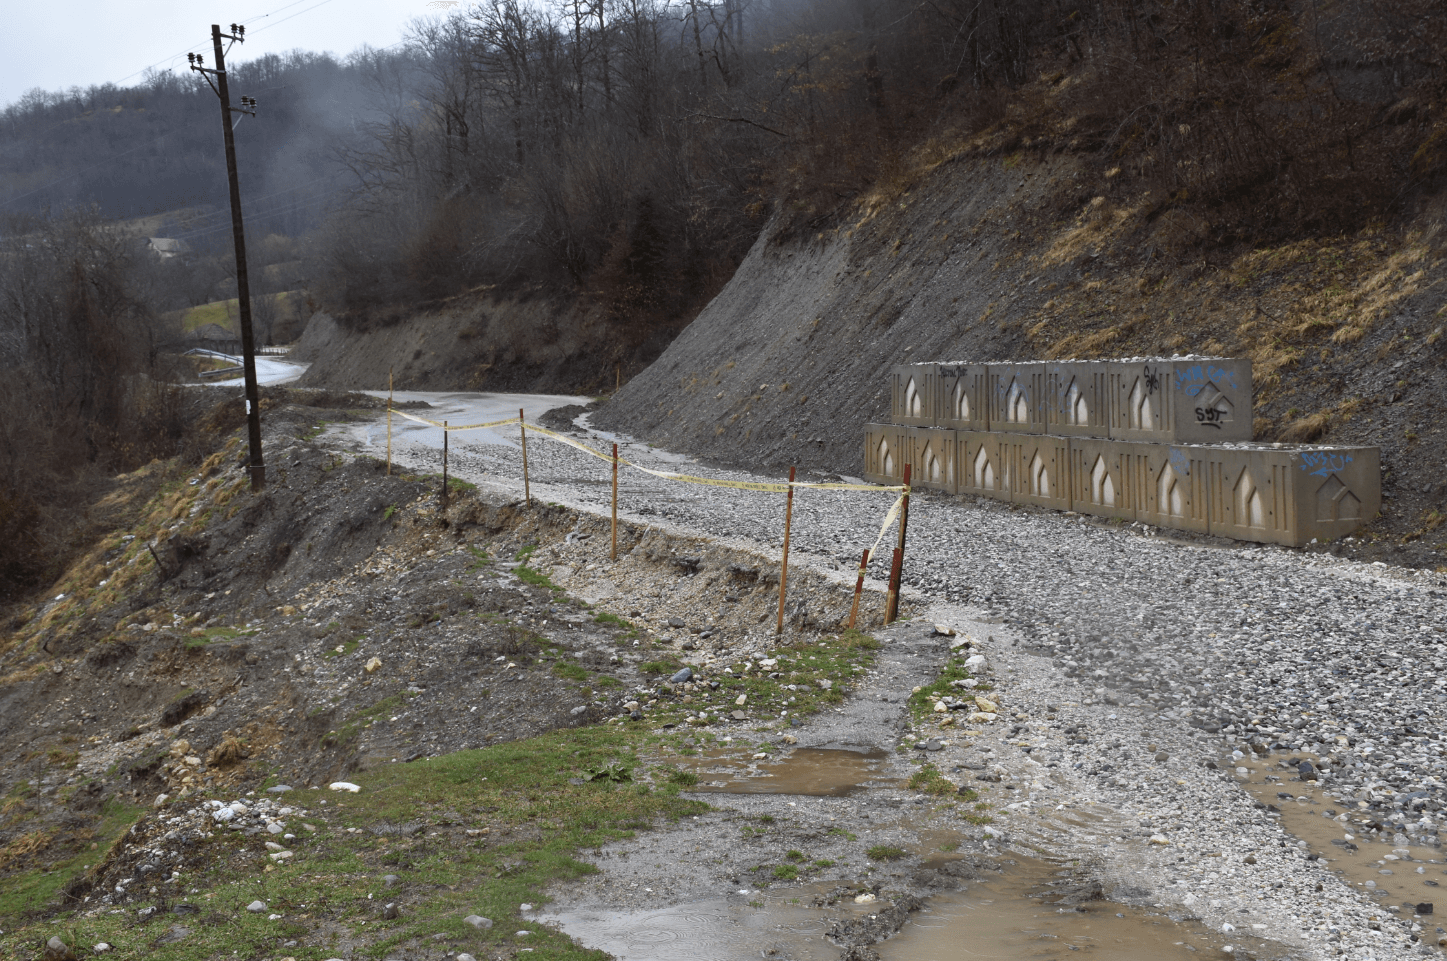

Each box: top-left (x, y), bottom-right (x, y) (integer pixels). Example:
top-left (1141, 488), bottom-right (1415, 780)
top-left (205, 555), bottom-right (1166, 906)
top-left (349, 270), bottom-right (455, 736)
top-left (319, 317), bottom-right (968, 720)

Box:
top-left (1168, 447), bottom-right (1191, 476)
top-left (1174, 363), bottom-right (1240, 396)
top-left (1299, 451), bottom-right (1353, 478)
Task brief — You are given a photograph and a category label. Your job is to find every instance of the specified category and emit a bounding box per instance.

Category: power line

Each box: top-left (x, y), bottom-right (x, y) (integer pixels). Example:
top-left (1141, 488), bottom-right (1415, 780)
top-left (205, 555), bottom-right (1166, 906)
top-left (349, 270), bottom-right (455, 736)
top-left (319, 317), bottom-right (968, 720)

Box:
top-left (171, 188), bottom-right (344, 242)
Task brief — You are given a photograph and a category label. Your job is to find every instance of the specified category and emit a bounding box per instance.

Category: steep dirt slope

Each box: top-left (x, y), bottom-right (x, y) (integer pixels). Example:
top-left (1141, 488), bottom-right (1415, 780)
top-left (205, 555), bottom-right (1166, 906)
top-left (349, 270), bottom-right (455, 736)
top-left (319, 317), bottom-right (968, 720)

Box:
top-left (294, 288), bottom-right (682, 395)
top-left (593, 150), bottom-right (1447, 566)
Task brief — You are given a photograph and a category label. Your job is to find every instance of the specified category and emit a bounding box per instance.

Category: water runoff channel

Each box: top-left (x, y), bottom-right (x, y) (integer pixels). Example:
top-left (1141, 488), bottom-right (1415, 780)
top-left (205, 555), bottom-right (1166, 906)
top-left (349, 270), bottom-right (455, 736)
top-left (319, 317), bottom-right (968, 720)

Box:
top-left (323, 392), bottom-right (1426, 961)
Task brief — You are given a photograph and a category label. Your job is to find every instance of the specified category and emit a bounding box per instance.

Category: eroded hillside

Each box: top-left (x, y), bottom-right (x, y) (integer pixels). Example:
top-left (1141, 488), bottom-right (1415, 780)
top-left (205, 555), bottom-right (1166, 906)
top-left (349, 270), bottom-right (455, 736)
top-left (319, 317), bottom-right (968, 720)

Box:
top-left (593, 139), bottom-right (1447, 567)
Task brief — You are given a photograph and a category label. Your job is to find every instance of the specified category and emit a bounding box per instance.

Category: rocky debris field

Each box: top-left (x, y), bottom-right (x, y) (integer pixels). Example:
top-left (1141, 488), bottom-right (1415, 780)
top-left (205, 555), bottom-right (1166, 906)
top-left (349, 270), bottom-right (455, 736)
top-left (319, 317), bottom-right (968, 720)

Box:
top-left (354, 401), bottom-right (1447, 959)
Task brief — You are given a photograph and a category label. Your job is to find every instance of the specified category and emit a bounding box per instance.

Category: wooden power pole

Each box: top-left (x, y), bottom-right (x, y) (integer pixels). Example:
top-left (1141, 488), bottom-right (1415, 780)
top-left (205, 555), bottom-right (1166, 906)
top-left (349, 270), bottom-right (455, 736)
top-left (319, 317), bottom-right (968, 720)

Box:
top-left (190, 24), bottom-right (264, 491)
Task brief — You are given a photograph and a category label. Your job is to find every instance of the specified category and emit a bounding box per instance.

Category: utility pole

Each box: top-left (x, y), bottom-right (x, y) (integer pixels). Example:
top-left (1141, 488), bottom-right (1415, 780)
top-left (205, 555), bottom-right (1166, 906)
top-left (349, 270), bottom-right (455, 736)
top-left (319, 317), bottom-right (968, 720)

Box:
top-left (190, 24), bottom-right (264, 491)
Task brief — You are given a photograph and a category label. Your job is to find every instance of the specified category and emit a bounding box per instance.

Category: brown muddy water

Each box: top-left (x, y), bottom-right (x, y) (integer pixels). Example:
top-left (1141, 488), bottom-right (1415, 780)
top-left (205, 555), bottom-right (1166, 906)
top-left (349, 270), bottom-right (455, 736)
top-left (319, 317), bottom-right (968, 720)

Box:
top-left (1234, 754), bottom-right (1445, 934)
top-left (674, 745), bottom-right (899, 797)
top-left (878, 855), bottom-right (1264, 961)
top-left (546, 857), bottom-right (1267, 961)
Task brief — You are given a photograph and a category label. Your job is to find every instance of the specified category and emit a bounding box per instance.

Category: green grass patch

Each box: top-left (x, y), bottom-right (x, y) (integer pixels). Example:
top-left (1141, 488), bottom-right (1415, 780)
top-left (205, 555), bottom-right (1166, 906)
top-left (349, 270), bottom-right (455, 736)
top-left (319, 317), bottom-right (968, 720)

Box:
top-left (638, 657), bottom-right (684, 676)
top-left (907, 654), bottom-right (987, 723)
top-left (907, 763), bottom-right (956, 797)
top-left (515, 564), bottom-right (559, 591)
top-left (866, 845), bottom-right (908, 861)
top-left (0, 796), bottom-right (144, 922)
top-left (784, 849), bottom-right (805, 862)
top-left (772, 864), bottom-right (799, 880)
top-left (0, 726), bottom-right (708, 960)
top-left (592, 611), bottom-right (632, 629)
top-left (552, 661), bottom-right (590, 682)
top-left (324, 637), bottom-right (363, 659)
top-left (666, 769), bottom-right (698, 787)
top-left (321, 693), bottom-right (412, 748)
top-left (466, 546), bottom-right (491, 570)
top-left (826, 826), bottom-right (857, 841)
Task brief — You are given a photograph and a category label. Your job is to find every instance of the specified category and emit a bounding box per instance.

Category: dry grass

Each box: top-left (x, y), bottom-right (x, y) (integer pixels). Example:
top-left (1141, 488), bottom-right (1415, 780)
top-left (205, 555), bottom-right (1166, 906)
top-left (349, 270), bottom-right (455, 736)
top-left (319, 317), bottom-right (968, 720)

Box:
top-left (0, 830), bottom-right (55, 873)
top-left (1278, 398), bottom-right (1365, 443)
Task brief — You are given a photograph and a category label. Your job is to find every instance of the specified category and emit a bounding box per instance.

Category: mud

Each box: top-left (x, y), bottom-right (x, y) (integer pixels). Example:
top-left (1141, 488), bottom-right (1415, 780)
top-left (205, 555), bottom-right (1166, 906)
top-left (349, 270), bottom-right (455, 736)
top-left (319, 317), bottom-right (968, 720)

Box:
top-left (683, 746), bottom-right (897, 798)
top-left (1235, 755), bottom-right (1446, 933)
top-left (548, 855), bottom-right (1270, 961)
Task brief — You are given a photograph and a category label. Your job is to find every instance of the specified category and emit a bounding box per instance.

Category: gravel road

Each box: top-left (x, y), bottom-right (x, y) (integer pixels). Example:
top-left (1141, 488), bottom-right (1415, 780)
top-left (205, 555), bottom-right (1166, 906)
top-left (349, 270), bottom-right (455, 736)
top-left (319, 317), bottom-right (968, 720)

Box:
top-left (328, 402), bottom-right (1447, 959)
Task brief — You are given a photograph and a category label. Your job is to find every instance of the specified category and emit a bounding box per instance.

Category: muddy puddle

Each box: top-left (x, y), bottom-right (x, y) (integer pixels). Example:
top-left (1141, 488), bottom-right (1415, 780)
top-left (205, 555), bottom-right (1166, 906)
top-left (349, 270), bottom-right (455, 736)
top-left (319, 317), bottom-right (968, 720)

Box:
top-left (880, 855), bottom-right (1266, 961)
top-left (1232, 753), bottom-right (1445, 932)
top-left (677, 746), bottom-right (898, 797)
top-left (547, 857), bottom-right (1270, 961)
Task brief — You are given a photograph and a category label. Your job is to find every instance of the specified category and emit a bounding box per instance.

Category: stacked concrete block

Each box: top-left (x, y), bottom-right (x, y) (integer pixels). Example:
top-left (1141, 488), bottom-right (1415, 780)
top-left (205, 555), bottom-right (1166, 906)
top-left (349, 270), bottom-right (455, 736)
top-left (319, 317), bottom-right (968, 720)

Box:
top-left (890, 365), bottom-right (936, 427)
top-left (987, 363), bottom-right (1047, 434)
top-left (1064, 438), bottom-right (1139, 522)
top-left (1001, 433), bottom-right (1072, 510)
top-left (933, 363), bottom-right (992, 431)
top-left (1108, 358), bottom-right (1252, 444)
top-left (909, 427), bottom-right (959, 494)
top-left (1045, 361), bottom-right (1110, 437)
top-left (956, 431), bottom-right (1010, 499)
top-left (862, 423), bottom-right (911, 486)
top-left (867, 356), bottom-right (1378, 546)
top-left (1134, 445), bottom-right (1211, 535)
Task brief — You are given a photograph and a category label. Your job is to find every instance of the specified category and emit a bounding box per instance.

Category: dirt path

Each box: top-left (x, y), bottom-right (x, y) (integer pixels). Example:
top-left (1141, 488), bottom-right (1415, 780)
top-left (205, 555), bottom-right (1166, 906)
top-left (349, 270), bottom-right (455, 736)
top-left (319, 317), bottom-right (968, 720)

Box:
top-left (317, 403), bottom-right (1429, 960)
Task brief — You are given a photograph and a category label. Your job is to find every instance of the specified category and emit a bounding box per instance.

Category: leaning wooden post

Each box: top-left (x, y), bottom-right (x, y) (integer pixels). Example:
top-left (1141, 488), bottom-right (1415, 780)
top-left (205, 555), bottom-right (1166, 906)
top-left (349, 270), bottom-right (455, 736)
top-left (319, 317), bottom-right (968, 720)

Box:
top-left (775, 466), bottom-right (796, 636)
top-left (441, 420), bottom-right (449, 509)
top-left (519, 408), bottom-right (531, 507)
top-left (847, 548), bottom-right (870, 629)
top-left (386, 368), bottom-right (394, 476)
top-left (884, 464), bottom-right (912, 625)
top-left (611, 442), bottom-right (619, 561)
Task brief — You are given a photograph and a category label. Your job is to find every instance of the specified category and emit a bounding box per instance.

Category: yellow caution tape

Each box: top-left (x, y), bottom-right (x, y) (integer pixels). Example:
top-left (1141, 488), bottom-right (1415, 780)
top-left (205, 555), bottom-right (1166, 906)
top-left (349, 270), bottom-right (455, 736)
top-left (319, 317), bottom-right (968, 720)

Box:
top-left (390, 409), bottom-right (521, 431)
top-left (386, 409), bottom-right (905, 494)
top-left (860, 493), bottom-right (905, 575)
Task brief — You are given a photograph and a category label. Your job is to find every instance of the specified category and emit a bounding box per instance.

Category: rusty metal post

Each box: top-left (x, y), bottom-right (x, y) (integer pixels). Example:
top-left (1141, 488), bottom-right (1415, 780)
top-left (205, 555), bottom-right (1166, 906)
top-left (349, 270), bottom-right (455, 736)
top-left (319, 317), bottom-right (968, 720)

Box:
top-left (611, 442), bottom-right (619, 561)
top-left (441, 420), bottom-right (449, 508)
top-left (519, 408), bottom-right (531, 507)
top-left (847, 548), bottom-right (870, 629)
top-left (775, 466), bottom-right (796, 636)
top-left (884, 464), bottom-right (912, 625)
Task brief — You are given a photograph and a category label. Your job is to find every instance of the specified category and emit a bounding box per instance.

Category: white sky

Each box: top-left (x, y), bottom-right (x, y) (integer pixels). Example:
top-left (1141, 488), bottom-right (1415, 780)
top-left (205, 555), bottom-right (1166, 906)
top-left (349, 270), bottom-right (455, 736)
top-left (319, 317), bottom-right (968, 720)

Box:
top-left (0, 0), bottom-right (452, 109)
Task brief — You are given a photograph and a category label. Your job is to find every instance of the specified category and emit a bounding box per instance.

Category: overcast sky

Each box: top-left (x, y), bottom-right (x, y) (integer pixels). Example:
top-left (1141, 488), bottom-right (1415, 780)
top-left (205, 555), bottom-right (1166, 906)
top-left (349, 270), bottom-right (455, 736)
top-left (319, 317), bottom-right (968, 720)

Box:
top-left (0, 0), bottom-right (451, 109)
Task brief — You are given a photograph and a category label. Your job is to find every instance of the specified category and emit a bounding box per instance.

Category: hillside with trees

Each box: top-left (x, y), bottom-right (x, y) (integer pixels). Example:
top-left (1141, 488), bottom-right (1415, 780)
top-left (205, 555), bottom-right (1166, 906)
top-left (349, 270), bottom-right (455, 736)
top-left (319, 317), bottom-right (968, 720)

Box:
top-left (5, 0), bottom-right (1447, 604)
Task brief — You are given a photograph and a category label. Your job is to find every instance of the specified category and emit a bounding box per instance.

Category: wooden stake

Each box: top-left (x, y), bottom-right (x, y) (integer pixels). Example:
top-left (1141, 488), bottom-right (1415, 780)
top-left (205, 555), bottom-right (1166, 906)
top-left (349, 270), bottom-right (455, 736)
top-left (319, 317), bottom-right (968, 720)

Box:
top-left (615, 363), bottom-right (620, 393)
top-left (847, 548), bottom-right (870, 629)
top-left (441, 420), bottom-right (449, 509)
top-left (611, 442), bottom-right (619, 561)
top-left (386, 368), bottom-right (393, 476)
top-left (775, 466), bottom-right (796, 636)
top-left (884, 464), bottom-right (912, 625)
top-left (519, 407), bottom-right (531, 507)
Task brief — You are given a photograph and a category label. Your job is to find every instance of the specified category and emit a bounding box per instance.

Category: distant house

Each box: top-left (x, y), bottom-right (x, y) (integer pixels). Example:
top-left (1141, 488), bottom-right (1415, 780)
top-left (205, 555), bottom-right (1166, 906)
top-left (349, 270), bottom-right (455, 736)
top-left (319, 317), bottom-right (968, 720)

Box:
top-left (146, 237), bottom-right (189, 259)
top-left (190, 323), bottom-right (241, 356)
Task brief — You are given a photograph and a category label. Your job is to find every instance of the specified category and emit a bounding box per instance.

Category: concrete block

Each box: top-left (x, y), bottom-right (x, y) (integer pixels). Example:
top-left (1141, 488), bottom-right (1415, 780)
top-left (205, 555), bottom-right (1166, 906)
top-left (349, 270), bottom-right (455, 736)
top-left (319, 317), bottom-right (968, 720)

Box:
top-left (987, 363), bottom-right (1047, 434)
top-left (1196, 444), bottom-right (1379, 547)
top-left (1108, 358), bottom-right (1253, 443)
top-left (1135, 445), bottom-right (1210, 534)
top-left (1288, 446), bottom-right (1380, 545)
top-left (932, 363), bottom-right (992, 431)
top-left (863, 423), bottom-right (911, 486)
top-left (1044, 362), bottom-right (1110, 437)
top-left (1001, 434), bottom-right (1072, 510)
top-left (1065, 438), bottom-right (1139, 521)
top-left (890, 366), bottom-right (936, 427)
top-left (907, 427), bottom-right (960, 494)
top-left (956, 431), bottom-right (1010, 501)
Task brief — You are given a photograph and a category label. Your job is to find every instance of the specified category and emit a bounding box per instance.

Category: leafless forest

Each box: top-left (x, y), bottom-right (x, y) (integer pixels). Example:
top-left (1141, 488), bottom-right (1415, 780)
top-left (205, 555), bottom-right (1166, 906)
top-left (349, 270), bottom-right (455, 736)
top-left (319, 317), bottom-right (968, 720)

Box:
top-left (3, 0), bottom-right (1446, 599)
